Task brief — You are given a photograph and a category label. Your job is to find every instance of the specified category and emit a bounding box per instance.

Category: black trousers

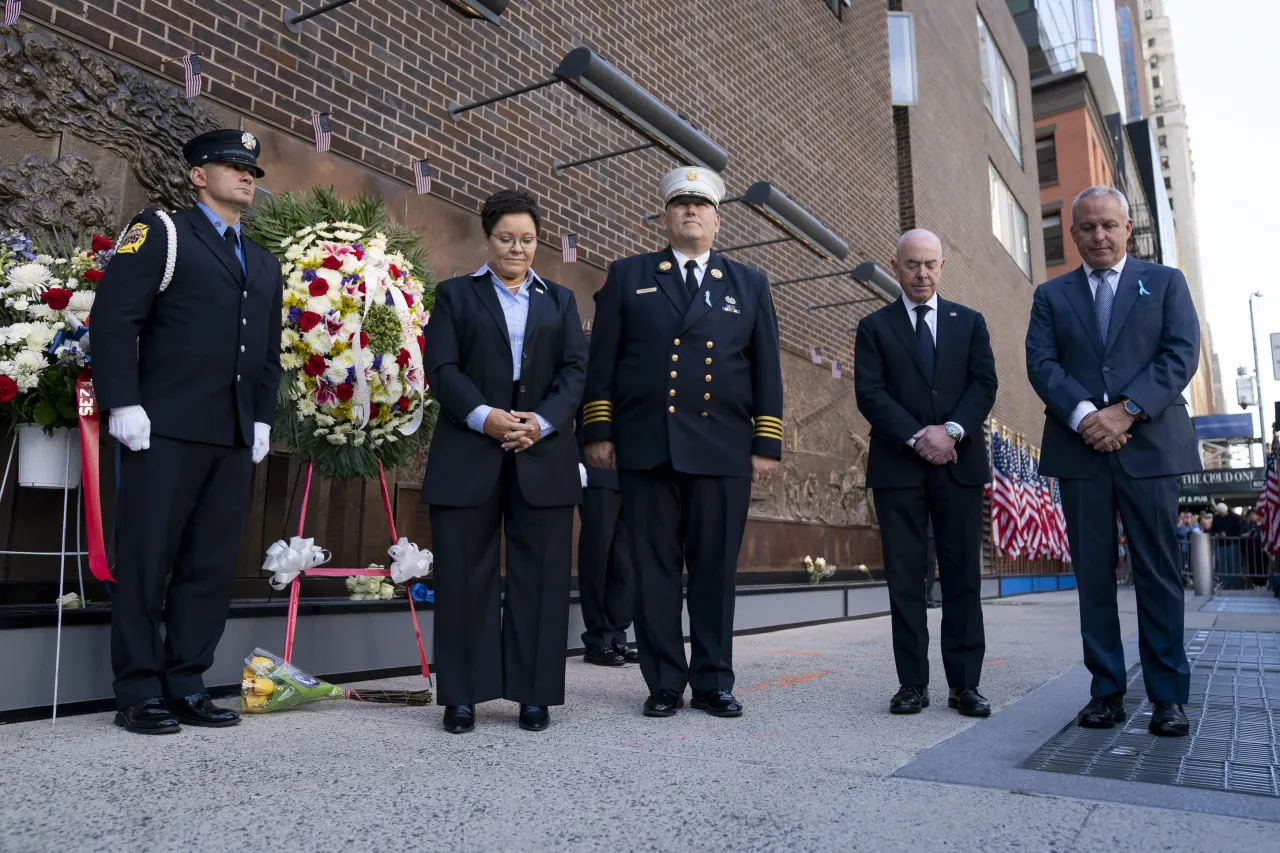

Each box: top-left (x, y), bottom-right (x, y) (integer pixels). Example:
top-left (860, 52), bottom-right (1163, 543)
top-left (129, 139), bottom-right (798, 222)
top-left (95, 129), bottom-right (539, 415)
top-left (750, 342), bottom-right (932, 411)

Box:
top-left (430, 455), bottom-right (574, 706)
top-left (577, 486), bottom-right (633, 652)
top-left (110, 435), bottom-right (252, 709)
top-left (1059, 456), bottom-right (1189, 703)
top-left (618, 465), bottom-right (751, 696)
top-left (873, 467), bottom-right (985, 688)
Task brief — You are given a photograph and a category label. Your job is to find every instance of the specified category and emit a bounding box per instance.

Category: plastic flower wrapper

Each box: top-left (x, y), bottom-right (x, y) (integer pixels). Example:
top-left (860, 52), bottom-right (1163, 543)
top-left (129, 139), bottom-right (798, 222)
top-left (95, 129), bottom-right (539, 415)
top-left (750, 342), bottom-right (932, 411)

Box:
top-left (240, 648), bottom-right (344, 713)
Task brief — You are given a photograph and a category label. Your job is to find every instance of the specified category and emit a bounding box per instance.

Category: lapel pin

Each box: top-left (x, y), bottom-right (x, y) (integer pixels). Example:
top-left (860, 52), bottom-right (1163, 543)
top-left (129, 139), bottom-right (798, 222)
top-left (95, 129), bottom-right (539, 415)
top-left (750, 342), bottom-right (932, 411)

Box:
top-left (658, 260), bottom-right (672, 272)
top-left (710, 268), bottom-right (723, 279)
top-left (949, 311), bottom-right (957, 316)
top-left (725, 295), bottom-right (736, 305)
top-left (1138, 280), bottom-right (1150, 296)
top-left (704, 290), bottom-right (712, 307)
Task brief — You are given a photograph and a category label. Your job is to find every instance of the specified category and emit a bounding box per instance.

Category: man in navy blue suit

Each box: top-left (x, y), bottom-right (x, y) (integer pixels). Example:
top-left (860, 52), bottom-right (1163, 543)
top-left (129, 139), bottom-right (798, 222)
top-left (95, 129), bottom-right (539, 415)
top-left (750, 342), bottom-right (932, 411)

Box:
top-left (1026, 186), bottom-right (1202, 737)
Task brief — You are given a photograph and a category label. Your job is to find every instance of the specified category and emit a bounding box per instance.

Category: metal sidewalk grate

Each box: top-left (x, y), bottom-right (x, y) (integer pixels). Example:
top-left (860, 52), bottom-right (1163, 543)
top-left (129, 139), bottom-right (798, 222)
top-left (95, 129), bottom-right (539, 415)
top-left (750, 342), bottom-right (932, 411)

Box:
top-left (1021, 630), bottom-right (1280, 798)
top-left (1199, 597), bottom-right (1280, 615)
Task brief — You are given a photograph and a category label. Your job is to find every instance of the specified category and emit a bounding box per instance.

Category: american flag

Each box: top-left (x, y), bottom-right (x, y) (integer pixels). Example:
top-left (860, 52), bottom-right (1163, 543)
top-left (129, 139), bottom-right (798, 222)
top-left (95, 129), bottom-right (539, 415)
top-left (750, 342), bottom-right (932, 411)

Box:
top-left (1259, 437), bottom-right (1280, 558)
top-left (831, 360), bottom-right (841, 379)
top-left (810, 346), bottom-right (822, 365)
top-left (311, 112), bottom-right (331, 153)
top-left (561, 233), bottom-right (578, 263)
top-left (1052, 477), bottom-right (1071, 563)
top-left (991, 433), bottom-right (1022, 559)
top-left (180, 53), bottom-right (202, 99)
top-left (4, 1), bottom-right (19, 27)
top-left (411, 158), bottom-right (431, 195)
top-left (1018, 443), bottom-right (1043, 560)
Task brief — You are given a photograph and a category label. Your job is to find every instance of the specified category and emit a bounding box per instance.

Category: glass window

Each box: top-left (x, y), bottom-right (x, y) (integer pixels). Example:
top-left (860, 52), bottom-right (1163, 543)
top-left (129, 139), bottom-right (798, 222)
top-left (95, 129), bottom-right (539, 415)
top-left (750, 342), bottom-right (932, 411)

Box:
top-left (1036, 135), bottom-right (1058, 185)
top-left (977, 13), bottom-right (1023, 164)
top-left (989, 162), bottom-right (1030, 277)
top-left (1152, 74), bottom-right (1161, 88)
top-left (1156, 116), bottom-right (1164, 128)
top-left (1043, 213), bottom-right (1065, 264)
top-left (1154, 94), bottom-right (1163, 107)
top-left (887, 12), bottom-right (918, 106)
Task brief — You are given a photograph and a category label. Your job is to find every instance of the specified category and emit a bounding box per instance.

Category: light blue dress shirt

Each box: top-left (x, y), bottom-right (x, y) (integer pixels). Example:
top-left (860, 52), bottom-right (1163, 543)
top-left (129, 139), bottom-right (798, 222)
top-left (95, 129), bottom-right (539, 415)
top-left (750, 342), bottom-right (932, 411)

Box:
top-left (464, 263), bottom-right (555, 438)
top-left (196, 201), bottom-right (246, 275)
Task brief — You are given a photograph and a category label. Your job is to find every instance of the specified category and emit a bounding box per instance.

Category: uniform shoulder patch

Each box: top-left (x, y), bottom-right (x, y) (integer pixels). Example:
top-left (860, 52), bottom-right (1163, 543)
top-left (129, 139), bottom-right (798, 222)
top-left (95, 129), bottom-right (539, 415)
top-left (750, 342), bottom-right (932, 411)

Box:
top-left (116, 222), bottom-right (150, 255)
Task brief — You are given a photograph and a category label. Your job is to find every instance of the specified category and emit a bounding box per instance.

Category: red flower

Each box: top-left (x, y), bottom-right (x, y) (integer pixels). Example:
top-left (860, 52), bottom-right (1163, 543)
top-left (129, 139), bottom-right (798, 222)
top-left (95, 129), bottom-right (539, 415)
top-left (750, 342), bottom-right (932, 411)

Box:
top-left (297, 312), bottom-right (322, 332)
top-left (388, 264), bottom-right (401, 280)
top-left (303, 355), bottom-right (326, 377)
top-left (335, 383), bottom-right (355, 401)
top-left (41, 288), bottom-right (73, 311)
top-left (353, 246), bottom-right (364, 261)
top-left (417, 335), bottom-right (425, 352)
top-left (397, 396), bottom-right (412, 412)
top-left (82, 268), bottom-right (104, 283)
top-left (321, 256), bottom-right (343, 270)
top-left (91, 235), bottom-right (114, 252)
top-left (396, 348), bottom-right (410, 367)
top-left (369, 403), bottom-right (380, 419)
top-left (308, 280), bottom-right (329, 297)
top-left (405, 293), bottom-right (414, 306)
top-left (358, 282), bottom-right (366, 295)
top-left (359, 331), bottom-right (369, 349)
top-left (0, 377), bottom-right (17, 403)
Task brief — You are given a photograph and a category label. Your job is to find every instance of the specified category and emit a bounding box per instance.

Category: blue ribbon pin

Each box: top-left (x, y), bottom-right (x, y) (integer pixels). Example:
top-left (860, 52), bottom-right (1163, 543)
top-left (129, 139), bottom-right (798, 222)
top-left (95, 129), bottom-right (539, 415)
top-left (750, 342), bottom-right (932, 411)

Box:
top-left (1137, 280), bottom-right (1150, 296)
top-left (705, 289), bottom-right (712, 307)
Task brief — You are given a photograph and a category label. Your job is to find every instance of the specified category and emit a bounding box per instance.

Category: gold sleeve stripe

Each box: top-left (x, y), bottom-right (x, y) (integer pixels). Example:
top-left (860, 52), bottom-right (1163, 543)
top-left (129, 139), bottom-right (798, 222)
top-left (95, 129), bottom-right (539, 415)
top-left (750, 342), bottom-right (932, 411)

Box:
top-left (583, 401), bottom-right (613, 411)
top-left (754, 416), bottom-right (783, 426)
top-left (583, 414), bottom-right (612, 425)
top-left (754, 427), bottom-right (784, 439)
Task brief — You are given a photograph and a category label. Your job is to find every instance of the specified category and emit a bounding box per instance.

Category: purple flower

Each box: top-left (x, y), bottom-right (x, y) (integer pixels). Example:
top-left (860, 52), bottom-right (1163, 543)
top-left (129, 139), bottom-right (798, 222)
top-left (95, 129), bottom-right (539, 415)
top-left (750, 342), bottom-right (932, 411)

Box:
top-left (372, 355), bottom-right (383, 371)
top-left (287, 306), bottom-right (303, 323)
top-left (385, 293), bottom-right (395, 306)
top-left (301, 269), bottom-right (317, 282)
top-left (346, 367), bottom-right (356, 383)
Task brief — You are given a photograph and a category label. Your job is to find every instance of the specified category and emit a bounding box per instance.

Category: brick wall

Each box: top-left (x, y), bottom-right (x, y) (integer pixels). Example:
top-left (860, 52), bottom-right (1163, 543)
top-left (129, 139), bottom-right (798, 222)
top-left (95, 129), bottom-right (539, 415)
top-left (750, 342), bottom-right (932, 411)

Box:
top-left (20, 0), bottom-right (901, 370)
top-left (1038, 106), bottom-right (1112, 279)
top-left (902, 0), bottom-right (1048, 439)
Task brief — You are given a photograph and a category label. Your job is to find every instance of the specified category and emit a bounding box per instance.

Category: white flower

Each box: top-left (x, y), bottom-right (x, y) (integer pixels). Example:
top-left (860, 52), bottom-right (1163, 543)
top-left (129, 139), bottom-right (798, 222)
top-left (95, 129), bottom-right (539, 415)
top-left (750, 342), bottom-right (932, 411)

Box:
top-left (325, 433), bottom-right (348, 445)
top-left (11, 299), bottom-right (29, 312)
top-left (15, 350), bottom-right (46, 371)
top-left (304, 327), bottom-right (332, 354)
top-left (6, 262), bottom-right (56, 293)
top-left (68, 291), bottom-right (94, 313)
top-left (324, 363), bottom-right (348, 384)
top-left (297, 398), bottom-right (317, 417)
top-left (34, 254), bottom-right (55, 266)
top-left (815, 557), bottom-right (826, 567)
top-left (315, 267), bottom-right (342, 288)
top-left (305, 295), bottom-right (332, 315)
top-left (280, 353), bottom-right (302, 370)
top-left (26, 304), bottom-right (56, 322)
top-left (315, 414), bottom-right (336, 427)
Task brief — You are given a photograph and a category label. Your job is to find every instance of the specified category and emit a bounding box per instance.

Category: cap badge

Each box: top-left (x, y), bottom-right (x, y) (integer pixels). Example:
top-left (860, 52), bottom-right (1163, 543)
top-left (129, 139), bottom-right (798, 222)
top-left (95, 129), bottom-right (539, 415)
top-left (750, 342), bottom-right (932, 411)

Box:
top-left (710, 269), bottom-right (724, 280)
top-left (686, 170), bottom-right (699, 182)
top-left (658, 260), bottom-right (672, 271)
top-left (241, 131), bottom-right (257, 151)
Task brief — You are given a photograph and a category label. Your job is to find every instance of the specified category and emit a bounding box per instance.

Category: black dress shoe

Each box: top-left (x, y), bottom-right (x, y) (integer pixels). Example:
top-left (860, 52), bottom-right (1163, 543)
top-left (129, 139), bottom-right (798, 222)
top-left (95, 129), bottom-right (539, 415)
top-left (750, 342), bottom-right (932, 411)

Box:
top-left (948, 686), bottom-right (991, 718)
top-left (613, 643), bottom-right (641, 664)
top-left (168, 693), bottom-right (239, 728)
top-left (583, 646), bottom-right (627, 667)
top-left (519, 704), bottom-right (550, 732)
top-left (114, 698), bottom-right (181, 735)
top-left (442, 704), bottom-right (474, 734)
top-left (1076, 694), bottom-right (1127, 729)
top-left (691, 689), bottom-right (743, 717)
top-left (890, 685), bottom-right (929, 714)
top-left (1148, 701), bottom-right (1190, 737)
top-left (643, 690), bottom-right (683, 717)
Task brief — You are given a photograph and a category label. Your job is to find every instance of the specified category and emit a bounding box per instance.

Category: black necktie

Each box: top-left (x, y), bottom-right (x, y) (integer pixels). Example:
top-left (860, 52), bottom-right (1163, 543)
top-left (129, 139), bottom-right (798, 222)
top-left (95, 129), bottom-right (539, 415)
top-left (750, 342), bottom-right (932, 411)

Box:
top-left (223, 225), bottom-right (239, 255)
top-left (915, 304), bottom-right (935, 380)
top-left (684, 259), bottom-right (699, 297)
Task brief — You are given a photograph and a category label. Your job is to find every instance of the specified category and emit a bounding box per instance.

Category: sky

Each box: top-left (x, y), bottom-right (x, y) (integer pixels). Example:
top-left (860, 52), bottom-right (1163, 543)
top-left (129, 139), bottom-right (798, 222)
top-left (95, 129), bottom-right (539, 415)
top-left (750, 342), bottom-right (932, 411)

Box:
top-left (1163, 0), bottom-right (1280, 457)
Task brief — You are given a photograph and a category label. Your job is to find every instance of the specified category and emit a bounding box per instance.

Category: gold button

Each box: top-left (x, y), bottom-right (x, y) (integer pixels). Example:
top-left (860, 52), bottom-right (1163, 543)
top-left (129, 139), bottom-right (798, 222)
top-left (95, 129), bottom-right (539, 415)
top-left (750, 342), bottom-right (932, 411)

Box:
top-left (704, 393), bottom-right (710, 400)
top-left (669, 389), bottom-right (676, 397)
top-left (705, 358), bottom-right (712, 365)
top-left (701, 411), bottom-right (708, 417)
top-left (672, 355), bottom-right (678, 362)
top-left (706, 341), bottom-right (713, 349)
top-left (670, 371), bottom-right (677, 378)
top-left (705, 375), bottom-right (712, 381)
top-left (674, 338), bottom-right (681, 346)
top-left (668, 405), bottom-right (675, 413)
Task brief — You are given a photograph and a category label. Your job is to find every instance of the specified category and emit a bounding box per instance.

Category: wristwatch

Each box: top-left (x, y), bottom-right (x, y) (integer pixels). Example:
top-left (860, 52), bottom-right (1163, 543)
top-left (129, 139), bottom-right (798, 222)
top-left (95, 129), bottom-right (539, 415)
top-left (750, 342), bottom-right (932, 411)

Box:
top-left (1121, 398), bottom-right (1143, 418)
top-left (943, 422), bottom-right (963, 441)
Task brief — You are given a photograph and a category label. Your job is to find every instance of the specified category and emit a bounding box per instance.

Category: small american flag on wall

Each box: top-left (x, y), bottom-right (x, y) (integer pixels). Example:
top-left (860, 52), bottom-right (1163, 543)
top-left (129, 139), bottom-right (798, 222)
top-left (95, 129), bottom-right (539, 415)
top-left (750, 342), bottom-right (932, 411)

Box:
top-left (809, 346), bottom-right (822, 364)
top-left (411, 158), bottom-right (431, 195)
top-left (561, 233), bottom-right (578, 263)
top-left (181, 54), bottom-right (203, 100)
top-left (831, 360), bottom-right (841, 379)
top-left (311, 112), bottom-right (332, 153)
top-left (4, 0), bottom-right (21, 26)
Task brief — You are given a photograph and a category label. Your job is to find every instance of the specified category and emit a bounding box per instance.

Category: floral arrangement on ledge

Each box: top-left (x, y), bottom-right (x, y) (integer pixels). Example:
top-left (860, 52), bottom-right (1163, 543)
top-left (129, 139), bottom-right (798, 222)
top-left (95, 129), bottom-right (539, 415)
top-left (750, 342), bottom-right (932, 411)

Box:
top-left (803, 555), bottom-right (836, 584)
top-left (0, 228), bottom-right (111, 431)
top-left (244, 188), bottom-right (437, 480)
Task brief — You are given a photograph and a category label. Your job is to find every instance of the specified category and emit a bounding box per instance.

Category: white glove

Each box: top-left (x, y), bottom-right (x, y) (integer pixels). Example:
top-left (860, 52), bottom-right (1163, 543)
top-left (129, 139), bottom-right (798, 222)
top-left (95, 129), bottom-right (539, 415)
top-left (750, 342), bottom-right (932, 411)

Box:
top-left (252, 422), bottom-right (271, 464)
top-left (109, 405), bottom-right (151, 451)
top-left (579, 462), bottom-right (588, 489)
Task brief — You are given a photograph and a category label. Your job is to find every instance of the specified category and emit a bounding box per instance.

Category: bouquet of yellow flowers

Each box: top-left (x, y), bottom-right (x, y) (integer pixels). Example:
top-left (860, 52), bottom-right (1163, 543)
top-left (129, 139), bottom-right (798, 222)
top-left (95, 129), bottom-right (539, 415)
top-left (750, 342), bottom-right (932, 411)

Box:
top-left (240, 648), bottom-right (344, 713)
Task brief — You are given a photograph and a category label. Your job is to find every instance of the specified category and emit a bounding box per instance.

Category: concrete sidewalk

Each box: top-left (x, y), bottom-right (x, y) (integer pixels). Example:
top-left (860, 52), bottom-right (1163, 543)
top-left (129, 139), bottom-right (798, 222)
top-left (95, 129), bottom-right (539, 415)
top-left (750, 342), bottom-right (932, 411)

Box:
top-left (2, 589), bottom-right (1276, 852)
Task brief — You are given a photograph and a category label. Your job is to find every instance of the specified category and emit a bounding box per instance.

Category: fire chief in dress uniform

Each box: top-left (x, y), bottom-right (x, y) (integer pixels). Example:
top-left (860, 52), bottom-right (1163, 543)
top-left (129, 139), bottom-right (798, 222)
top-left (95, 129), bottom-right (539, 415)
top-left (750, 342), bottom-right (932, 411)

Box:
top-left (583, 167), bottom-right (783, 718)
top-left (92, 130), bottom-right (283, 735)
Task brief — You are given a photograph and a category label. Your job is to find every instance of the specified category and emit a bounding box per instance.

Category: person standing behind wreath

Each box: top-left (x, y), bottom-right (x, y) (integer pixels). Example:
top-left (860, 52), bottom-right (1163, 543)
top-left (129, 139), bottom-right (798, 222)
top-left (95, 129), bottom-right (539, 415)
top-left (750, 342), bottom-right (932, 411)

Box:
top-left (1025, 186), bottom-right (1201, 738)
top-left (576, 326), bottom-right (638, 667)
top-left (420, 190), bottom-right (587, 735)
top-left (853, 229), bottom-right (998, 718)
top-left (91, 129), bottom-right (283, 735)
top-left (583, 167), bottom-right (784, 719)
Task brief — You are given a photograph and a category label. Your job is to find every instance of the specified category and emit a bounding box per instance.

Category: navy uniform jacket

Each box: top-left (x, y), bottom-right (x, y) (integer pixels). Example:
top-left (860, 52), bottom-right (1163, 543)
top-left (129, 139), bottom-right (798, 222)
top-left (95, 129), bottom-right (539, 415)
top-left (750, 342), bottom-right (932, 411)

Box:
top-left (577, 400), bottom-right (618, 490)
top-left (1026, 258), bottom-right (1201, 480)
top-left (421, 271), bottom-right (587, 508)
top-left (854, 297), bottom-right (997, 489)
top-left (582, 247), bottom-right (784, 477)
top-left (91, 208), bottom-right (284, 447)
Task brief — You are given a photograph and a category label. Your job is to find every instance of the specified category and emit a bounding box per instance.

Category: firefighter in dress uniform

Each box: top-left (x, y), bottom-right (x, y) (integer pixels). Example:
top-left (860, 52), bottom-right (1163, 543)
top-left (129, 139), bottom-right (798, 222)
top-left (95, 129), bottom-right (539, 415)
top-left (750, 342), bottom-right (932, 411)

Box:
top-left (91, 129), bottom-right (283, 734)
top-left (582, 167), bottom-right (784, 718)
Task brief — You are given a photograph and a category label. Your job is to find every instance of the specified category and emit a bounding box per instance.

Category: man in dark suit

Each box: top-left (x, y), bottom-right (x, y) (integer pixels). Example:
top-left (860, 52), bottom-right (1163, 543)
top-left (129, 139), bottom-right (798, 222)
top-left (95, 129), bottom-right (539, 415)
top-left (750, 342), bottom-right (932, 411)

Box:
top-left (854, 229), bottom-right (997, 718)
top-left (583, 167), bottom-right (784, 718)
top-left (92, 129), bottom-right (283, 734)
top-left (575, 345), bottom-right (637, 665)
top-left (1026, 186), bottom-right (1201, 737)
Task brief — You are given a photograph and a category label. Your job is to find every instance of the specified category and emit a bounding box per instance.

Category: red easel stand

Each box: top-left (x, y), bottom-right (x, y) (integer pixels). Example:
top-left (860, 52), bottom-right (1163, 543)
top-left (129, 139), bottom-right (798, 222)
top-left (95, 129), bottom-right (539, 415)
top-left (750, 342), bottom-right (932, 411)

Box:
top-left (281, 459), bottom-right (431, 683)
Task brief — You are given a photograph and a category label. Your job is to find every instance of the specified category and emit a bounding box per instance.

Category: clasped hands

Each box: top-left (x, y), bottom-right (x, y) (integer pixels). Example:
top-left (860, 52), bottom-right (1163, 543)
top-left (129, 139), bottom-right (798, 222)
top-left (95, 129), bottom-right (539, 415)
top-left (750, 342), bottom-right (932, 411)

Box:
top-left (1078, 404), bottom-right (1135, 453)
top-left (483, 408), bottom-right (542, 452)
top-left (913, 424), bottom-right (956, 466)
top-left (585, 440), bottom-right (779, 483)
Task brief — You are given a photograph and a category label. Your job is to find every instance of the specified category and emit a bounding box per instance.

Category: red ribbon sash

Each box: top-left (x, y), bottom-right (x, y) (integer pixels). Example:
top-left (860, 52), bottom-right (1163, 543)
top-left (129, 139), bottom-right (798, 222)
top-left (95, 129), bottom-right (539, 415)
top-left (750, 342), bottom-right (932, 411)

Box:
top-left (76, 369), bottom-right (114, 583)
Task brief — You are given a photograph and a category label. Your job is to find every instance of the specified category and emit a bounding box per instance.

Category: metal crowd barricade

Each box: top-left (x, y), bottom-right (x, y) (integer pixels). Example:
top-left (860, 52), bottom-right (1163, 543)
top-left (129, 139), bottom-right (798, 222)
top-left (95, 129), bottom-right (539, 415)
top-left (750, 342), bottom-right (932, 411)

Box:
top-left (1206, 534), bottom-right (1278, 591)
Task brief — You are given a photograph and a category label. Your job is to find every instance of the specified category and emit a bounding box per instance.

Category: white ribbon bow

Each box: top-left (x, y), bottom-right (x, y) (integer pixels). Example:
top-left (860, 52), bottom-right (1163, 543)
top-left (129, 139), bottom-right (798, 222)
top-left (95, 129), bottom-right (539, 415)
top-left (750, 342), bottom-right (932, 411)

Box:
top-left (387, 537), bottom-right (433, 584)
top-left (262, 536), bottom-right (331, 590)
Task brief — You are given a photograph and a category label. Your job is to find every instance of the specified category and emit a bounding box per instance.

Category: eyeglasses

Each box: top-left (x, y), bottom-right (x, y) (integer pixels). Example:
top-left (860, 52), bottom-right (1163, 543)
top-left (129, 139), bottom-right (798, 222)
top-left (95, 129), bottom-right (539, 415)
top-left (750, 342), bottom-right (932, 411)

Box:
top-left (493, 236), bottom-right (538, 250)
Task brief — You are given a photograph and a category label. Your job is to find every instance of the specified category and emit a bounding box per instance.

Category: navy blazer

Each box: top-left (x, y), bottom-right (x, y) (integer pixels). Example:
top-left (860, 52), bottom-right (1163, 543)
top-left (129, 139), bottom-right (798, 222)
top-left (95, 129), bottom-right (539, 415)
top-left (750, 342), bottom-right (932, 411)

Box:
top-left (420, 270), bottom-right (587, 508)
top-left (1025, 258), bottom-right (1201, 480)
top-left (854, 296), bottom-right (997, 489)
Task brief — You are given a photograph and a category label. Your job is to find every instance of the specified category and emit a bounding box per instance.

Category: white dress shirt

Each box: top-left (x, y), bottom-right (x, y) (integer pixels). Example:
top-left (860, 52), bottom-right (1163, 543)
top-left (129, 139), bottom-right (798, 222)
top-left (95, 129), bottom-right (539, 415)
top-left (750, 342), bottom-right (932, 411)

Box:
top-left (671, 247), bottom-right (711, 290)
top-left (1068, 254), bottom-right (1129, 431)
top-left (901, 291), bottom-right (964, 446)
